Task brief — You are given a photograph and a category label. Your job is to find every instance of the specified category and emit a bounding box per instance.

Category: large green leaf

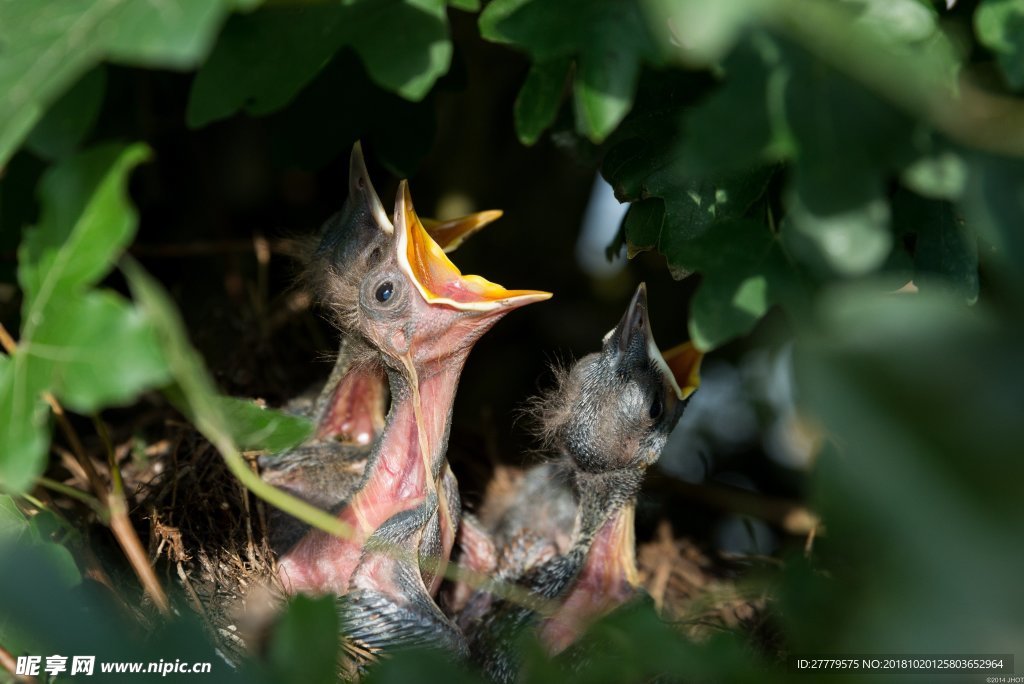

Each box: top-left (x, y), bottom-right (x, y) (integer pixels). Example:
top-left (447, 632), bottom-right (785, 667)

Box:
top-left (19, 144), bottom-right (150, 310)
top-left (187, 0), bottom-right (451, 128)
top-left (792, 287), bottom-right (1024, 653)
top-left (480, 0), bottom-right (664, 143)
top-left (26, 67), bottom-right (107, 161)
top-left (514, 58), bottom-right (571, 146)
top-left (0, 144), bottom-right (170, 494)
top-left (892, 191), bottom-right (978, 302)
top-left (0, 0), bottom-right (239, 168)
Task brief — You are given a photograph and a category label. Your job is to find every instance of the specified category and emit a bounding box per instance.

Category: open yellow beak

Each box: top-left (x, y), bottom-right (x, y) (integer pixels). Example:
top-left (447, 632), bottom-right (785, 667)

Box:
top-left (423, 210), bottom-right (503, 253)
top-left (661, 342), bottom-right (703, 400)
top-left (395, 181), bottom-right (552, 312)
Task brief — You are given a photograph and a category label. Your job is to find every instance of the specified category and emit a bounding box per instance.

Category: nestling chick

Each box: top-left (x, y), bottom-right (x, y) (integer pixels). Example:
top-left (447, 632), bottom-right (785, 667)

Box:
top-left (272, 181), bottom-right (549, 663)
top-left (261, 143), bottom-right (502, 553)
top-left (458, 283), bottom-right (701, 683)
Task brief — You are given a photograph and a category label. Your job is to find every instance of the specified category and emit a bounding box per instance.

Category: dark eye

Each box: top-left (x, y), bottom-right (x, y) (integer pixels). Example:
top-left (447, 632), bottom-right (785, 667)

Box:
top-left (375, 281), bottom-right (394, 303)
top-left (649, 395), bottom-right (663, 420)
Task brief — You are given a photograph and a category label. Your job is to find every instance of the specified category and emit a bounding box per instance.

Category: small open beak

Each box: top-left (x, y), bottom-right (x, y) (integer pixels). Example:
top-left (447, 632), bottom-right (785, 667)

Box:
top-left (608, 283), bottom-right (702, 400)
top-left (395, 181), bottom-right (552, 312)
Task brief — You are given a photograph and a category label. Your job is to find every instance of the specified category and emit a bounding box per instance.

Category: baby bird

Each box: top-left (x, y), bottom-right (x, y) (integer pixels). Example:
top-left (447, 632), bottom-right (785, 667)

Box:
top-left (261, 143), bottom-right (500, 553)
top-left (457, 284), bottom-right (701, 682)
top-left (274, 181), bottom-right (550, 661)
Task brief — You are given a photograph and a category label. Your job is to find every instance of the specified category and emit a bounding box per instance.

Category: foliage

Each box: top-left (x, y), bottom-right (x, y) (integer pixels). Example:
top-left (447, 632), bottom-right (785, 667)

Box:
top-left (1, 0), bottom-right (1023, 682)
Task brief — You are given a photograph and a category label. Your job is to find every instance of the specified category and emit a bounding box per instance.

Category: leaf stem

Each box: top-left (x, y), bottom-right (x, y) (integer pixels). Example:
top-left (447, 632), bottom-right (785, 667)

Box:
top-left (37, 477), bottom-right (103, 514)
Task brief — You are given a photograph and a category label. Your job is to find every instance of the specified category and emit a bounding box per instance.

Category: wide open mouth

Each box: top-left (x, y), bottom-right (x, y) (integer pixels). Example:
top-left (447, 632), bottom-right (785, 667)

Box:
top-left (394, 181), bottom-right (552, 312)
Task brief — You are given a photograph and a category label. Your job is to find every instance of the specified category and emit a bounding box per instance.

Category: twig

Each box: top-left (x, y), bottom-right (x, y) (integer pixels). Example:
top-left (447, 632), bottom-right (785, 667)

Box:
top-left (41, 394), bottom-right (105, 496)
top-left (0, 323), bottom-right (16, 354)
top-left (0, 642), bottom-right (36, 683)
top-left (95, 414), bottom-right (170, 615)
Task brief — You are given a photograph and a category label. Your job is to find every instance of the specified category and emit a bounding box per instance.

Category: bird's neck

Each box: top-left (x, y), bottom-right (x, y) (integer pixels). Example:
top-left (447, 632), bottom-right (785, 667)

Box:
top-left (536, 468), bottom-right (643, 654)
top-left (370, 353), bottom-right (467, 488)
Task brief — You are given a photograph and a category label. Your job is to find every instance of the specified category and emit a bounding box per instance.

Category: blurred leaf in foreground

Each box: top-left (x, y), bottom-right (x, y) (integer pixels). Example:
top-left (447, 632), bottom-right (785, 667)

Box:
top-left (266, 595), bottom-right (340, 684)
top-left (791, 286), bottom-right (1024, 654)
top-left (975, 0), bottom-right (1024, 91)
top-left (0, 144), bottom-right (169, 494)
top-left (0, 0), bottom-right (238, 168)
top-left (25, 67), bottom-right (107, 161)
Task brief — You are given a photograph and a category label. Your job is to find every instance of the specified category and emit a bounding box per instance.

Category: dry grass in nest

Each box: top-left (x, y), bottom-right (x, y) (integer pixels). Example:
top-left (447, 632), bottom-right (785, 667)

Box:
top-left (124, 422), bottom-right (284, 661)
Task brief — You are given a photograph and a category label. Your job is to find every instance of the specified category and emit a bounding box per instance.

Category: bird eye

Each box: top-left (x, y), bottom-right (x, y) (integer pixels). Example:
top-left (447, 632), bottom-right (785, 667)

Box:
top-left (649, 395), bottom-right (663, 420)
top-left (375, 280), bottom-right (395, 303)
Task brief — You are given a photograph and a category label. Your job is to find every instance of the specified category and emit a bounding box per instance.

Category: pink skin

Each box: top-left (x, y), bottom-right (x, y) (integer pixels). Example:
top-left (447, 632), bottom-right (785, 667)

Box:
top-left (539, 506), bottom-right (640, 655)
top-left (278, 303), bottom-right (524, 597)
top-left (316, 366), bottom-right (387, 446)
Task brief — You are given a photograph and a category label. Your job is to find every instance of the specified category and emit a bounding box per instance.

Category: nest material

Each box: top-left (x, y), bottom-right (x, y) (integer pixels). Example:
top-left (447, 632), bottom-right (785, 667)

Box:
top-left (125, 423), bottom-right (284, 662)
top-left (636, 520), bottom-right (771, 644)
top-left (119, 417), bottom-right (768, 669)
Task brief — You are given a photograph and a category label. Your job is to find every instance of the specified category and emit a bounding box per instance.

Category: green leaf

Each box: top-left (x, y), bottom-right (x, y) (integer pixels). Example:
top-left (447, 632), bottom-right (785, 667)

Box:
top-left (0, 0), bottom-right (238, 167)
top-left (901, 147), bottom-right (968, 200)
top-left (448, 0), bottom-right (480, 10)
top-left (646, 0), bottom-right (770, 65)
top-left (676, 34), bottom-right (794, 176)
top-left (26, 67), bottom-right (107, 161)
top-left (622, 197), bottom-right (665, 258)
top-left (188, 0), bottom-right (451, 127)
top-left (783, 183), bottom-right (893, 278)
top-left (187, 6), bottom-right (350, 127)
top-left (684, 220), bottom-right (803, 350)
top-left (0, 495), bottom-right (28, 541)
top-left (794, 286), bottom-right (1024, 652)
top-left (782, 44), bottom-right (915, 213)
top-left (346, 0), bottom-right (451, 102)
top-left (29, 292), bottom-right (169, 413)
top-left (893, 192), bottom-right (978, 302)
top-left (0, 362), bottom-right (51, 494)
top-left (267, 596), bottom-right (340, 684)
top-left (1, 144), bottom-right (170, 494)
top-left (959, 154), bottom-right (1024, 291)
top-left (514, 58), bottom-right (571, 146)
top-left (19, 143), bottom-right (151, 306)
top-left (480, 0), bottom-right (663, 142)
top-left (364, 648), bottom-right (484, 684)
top-left (218, 396), bottom-right (314, 452)
top-left (976, 0), bottom-right (1024, 90)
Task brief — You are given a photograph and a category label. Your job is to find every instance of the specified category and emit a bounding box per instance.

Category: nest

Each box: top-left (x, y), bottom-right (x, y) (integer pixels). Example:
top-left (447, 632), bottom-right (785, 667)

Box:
top-left (110, 410), bottom-right (771, 671)
top-left (124, 421), bottom-right (284, 662)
